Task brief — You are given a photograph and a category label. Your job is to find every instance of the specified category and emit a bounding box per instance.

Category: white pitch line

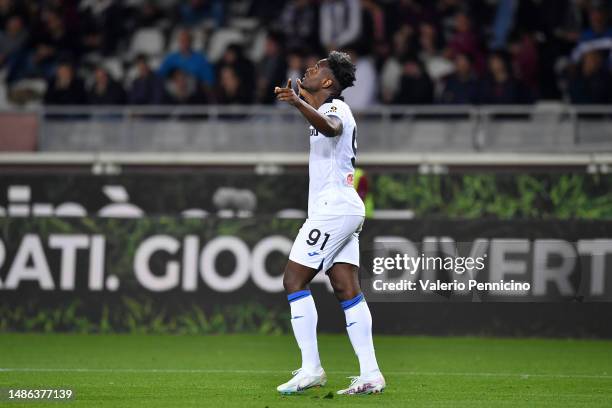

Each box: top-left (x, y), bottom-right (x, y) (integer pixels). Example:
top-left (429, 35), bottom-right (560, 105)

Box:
top-left (1, 368), bottom-right (611, 380)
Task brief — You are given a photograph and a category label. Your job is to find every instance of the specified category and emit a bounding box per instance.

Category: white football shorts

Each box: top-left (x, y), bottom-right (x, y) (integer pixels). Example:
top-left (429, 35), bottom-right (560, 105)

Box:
top-left (288, 214), bottom-right (364, 273)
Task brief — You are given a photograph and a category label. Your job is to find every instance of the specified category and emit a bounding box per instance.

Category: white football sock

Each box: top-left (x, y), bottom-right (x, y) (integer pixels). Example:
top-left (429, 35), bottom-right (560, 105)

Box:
top-left (342, 293), bottom-right (381, 379)
top-left (288, 290), bottom-right (321, 374)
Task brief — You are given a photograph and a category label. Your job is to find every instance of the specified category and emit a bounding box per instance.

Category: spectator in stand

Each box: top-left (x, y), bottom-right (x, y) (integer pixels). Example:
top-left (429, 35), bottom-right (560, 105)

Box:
top-left (159, 28), bottom-right (215, 88)
top-left (87, 67), bottom-right (125, 104)
top-left (360, 0), bottom-right (386, 54)
top-left (479, 52), bottom-right (519, 104)
top-left (419, 22), bottom-right (444, 63)
top-left (279, 0), bottom-right (319, 51)
top-left (0, 15), bottom-right (27, 69)
top-left (342, 49), bottom-right (378, 109)
top-left (178, 0), bottom-right (224, 27)
top-left (567, 50), bottom-right (611, 104)
top-left (490, 0), bottom-right (517, 50)
top-left (439, 53), bottom-right (479, 104)
top-left (128, 0), bottom-right (163, 28)
top-left (163, 68), bottom-right (207, 105)
top-left (78, 0), bottom-right (125, 55)
top-left (16, 0), bottom-right (41, 27)
top-left (128, 54), bottom-right (164, 105)
top-left (533, 0), bottom-right (583, 45)
top-left (216, 44), bottom-right (255, 102)
top-left (256, 32), bottom-right (286, 104)
top-left (393, 56), bottom-right (434, 104)
top-left (49, 0), bottom-right (80, 34)
top-left (380, 24), bottom-right (415, 103)
top-left (319, 0), bottom-right (361, 51)
top-left (0, 0), bottom-right (29, 29)
top-left (579, 3), bottom-right (612, 44)
top-left (13, 8), bottom-right (78, 82)
top-left (419, 22), bottom-right (454, 83)
top-left (43, 60), bottom-right (87, 105)
top-left (513, 0), bottom-right (579, 100)
top-left (389, 0), bottom-right (437, 34)
top-left (438, 0), bottom-right (464, 39)
top-left (2, 0), bottom-right (611, 108)
top-left (445, 10), bottom-right (485, 75)
top-left (509, 30), bottom-right (540, 100)
top-left (216, 65), bottom-right (251, 104)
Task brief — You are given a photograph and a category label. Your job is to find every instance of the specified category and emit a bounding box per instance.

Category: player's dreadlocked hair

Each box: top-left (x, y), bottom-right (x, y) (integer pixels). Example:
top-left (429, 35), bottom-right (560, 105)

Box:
top-left (327, 51), bottom-right (356, 93)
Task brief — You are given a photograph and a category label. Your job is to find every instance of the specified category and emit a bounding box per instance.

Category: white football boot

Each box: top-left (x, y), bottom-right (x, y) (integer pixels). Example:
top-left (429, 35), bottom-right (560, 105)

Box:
top-left (277, 367), bottom-right (327, 394)
top-left (337, 374), bottom-right (386, 395)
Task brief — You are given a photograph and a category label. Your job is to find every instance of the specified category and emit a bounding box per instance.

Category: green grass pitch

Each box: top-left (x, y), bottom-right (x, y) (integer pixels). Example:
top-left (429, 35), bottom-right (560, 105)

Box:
top-left (0, 334), bottom-right (611, 407)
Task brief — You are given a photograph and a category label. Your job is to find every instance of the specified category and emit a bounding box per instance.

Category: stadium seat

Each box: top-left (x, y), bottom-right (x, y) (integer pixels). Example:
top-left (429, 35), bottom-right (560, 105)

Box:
top-left (129, 28), bottom-right (166, 58)
top-left (103, 58), bottom-right (125, 81)
top-left (247, 28), bottom-right (267, 62)
top-left (425, 57), bottom-right (454, 81)
top-left (228, 17), bottom-right (259, 30)
top-left (122, 55), bottom-right (163, 88)
top-left (8, 79), bottom-right (47, 106)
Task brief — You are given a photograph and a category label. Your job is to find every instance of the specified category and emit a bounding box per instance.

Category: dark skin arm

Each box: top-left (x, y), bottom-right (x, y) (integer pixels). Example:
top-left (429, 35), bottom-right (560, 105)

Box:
top-left (274, 79), bottom-right (343, 137)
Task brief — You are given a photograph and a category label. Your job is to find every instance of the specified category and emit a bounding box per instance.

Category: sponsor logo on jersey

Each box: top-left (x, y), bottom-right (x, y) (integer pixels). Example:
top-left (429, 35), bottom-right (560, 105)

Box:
top-left (346, 173), bottom-right (354, 186)
top-left (324, 106), bottom-right (338, 115)
top-left (308, 251), bottom-right (319, 256)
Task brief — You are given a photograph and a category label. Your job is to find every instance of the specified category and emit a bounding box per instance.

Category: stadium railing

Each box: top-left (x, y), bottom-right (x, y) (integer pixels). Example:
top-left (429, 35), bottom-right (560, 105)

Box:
top-left (0, 104), bottom-right (611, 172)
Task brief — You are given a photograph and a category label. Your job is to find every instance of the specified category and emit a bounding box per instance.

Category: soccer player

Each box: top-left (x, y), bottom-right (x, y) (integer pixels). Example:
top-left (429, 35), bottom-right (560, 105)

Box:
top-left (274, 51), bottom-right (385, 395)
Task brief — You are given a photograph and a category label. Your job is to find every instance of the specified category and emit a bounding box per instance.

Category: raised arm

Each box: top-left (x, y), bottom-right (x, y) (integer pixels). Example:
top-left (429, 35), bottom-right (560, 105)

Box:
top-left (274, 79), bottom-right (343, 137)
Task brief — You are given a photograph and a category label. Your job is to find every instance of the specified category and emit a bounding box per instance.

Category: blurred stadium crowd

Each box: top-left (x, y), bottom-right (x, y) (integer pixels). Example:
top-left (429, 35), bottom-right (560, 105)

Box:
top-left (1, 0), bottom-right (612, 108)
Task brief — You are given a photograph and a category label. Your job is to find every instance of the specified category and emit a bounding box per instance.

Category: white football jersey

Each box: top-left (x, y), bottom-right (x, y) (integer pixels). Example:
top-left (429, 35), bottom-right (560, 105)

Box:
top-left (307, 98), bottom-right (365, 218)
